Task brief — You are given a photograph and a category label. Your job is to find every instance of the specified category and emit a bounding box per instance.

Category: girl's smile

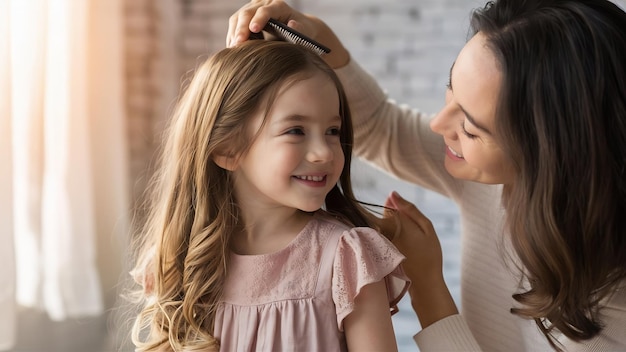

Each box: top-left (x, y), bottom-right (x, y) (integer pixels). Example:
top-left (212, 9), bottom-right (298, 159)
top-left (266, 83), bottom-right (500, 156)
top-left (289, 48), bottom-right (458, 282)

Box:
top-left (231, 73), bottom-right (345, 216)
top-left (293, 174), bottom-right (328, 187)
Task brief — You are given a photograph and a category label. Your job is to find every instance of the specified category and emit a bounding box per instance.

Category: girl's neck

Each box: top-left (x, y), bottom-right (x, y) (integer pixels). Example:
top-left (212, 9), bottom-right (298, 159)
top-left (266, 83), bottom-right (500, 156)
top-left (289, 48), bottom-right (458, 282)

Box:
top-left (231, 208), bottom-right (315, 255)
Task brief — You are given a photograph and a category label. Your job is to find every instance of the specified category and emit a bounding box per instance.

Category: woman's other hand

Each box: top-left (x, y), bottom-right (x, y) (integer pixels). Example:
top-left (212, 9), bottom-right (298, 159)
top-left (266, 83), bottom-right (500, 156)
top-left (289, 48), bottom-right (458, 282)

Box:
top-left (380, 191), bottom-right (458, 328)
top-left (226, 0), bottom-right (351, 68)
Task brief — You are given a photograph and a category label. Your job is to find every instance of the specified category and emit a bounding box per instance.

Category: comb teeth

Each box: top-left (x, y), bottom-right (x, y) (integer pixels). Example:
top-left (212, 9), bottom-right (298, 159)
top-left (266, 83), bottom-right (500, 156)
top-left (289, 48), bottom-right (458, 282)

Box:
top-left (263, 19), bottom-right (331, 56)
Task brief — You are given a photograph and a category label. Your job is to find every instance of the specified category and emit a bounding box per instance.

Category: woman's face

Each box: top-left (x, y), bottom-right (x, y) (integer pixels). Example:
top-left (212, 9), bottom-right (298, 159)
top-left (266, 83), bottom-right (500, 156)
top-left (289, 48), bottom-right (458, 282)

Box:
top-left (430, 32), bottom-right (515, 185)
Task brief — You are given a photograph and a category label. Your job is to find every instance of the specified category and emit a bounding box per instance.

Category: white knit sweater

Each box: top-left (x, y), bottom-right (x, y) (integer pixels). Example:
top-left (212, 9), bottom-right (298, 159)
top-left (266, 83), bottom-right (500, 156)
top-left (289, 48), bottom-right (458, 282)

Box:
top-left (336, 60), bottom-right (626, 351)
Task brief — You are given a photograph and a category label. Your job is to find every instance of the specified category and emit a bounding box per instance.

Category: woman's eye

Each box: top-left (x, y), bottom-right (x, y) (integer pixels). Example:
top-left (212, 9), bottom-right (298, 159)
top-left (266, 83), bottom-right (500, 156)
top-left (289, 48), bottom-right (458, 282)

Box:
top-left (445, 76), bottom-right (452, 90)
top-left (461, 121), bottom-right (477, 139)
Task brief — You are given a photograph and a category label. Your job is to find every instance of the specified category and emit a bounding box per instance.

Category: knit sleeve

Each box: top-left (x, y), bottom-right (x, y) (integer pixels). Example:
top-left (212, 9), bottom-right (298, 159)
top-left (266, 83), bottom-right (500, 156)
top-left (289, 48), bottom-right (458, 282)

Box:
top-left (414, 314), bottom-right (483, 351)
top-left (332, 227), bottom-right (410, 330)
top-left (335, 59), bottom-right (462, 199)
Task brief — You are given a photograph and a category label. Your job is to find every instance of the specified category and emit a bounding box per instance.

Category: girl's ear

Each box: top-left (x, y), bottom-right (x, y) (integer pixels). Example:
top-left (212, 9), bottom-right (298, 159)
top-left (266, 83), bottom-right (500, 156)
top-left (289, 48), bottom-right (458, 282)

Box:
top-left (213, 154), bottom-right (238, 171)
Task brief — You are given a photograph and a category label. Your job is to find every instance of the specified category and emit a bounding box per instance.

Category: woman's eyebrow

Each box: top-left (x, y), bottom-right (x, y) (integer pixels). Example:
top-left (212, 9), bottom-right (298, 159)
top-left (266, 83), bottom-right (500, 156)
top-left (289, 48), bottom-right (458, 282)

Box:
top-left (460, 105), bottom-right (492, 134)
top-left (449, 61), bottom-right (492, 135)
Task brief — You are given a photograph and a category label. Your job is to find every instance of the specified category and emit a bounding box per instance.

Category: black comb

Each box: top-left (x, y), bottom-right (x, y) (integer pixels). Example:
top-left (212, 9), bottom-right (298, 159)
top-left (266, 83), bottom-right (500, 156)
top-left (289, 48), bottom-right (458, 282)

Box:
top-left (249, 18), bottom-right (331, 56)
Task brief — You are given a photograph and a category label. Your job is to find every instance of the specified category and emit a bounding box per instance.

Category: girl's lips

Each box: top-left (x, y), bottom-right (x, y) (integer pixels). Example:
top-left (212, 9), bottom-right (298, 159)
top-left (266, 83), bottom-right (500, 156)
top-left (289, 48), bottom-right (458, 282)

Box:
top-left (294, 175), bottom-right (325, 182)
top-left (446, 145), bottom-right (464, 160)
top-left (293, 175), bottom-right (327, 187)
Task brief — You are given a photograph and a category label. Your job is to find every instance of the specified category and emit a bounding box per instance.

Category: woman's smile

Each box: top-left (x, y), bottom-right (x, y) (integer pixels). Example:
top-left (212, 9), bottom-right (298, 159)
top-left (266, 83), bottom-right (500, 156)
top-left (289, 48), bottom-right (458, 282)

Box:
top-left (446, 145), bottom-right (464, 160)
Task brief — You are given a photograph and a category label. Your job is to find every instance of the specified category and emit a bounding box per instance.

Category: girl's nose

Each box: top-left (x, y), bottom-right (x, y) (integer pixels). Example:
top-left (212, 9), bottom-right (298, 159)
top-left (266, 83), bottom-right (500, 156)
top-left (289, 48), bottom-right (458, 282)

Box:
top-left (307, 137), bottom-right (334, 163)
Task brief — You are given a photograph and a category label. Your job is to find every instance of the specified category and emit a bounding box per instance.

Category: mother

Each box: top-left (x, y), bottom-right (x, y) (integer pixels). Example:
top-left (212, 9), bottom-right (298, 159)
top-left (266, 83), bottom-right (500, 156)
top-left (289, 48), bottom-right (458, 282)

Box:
top-left (228, 0), bottom-right (626, 350)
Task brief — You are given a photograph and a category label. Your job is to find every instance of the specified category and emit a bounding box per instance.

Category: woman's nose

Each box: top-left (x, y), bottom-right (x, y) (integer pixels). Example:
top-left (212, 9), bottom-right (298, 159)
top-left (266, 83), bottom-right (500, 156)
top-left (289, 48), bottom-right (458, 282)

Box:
top-left (430, 91), bottom-right (459, 139)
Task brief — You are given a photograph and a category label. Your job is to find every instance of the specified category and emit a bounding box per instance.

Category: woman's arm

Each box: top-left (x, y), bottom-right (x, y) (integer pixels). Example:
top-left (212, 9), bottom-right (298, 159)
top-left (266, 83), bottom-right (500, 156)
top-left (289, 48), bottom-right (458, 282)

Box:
top-left (378, 192), bottom-right (483, 351)
top-left (343, 280), bottom-right (398, 352)
top-left (336, 61), bottom-right (458, 197)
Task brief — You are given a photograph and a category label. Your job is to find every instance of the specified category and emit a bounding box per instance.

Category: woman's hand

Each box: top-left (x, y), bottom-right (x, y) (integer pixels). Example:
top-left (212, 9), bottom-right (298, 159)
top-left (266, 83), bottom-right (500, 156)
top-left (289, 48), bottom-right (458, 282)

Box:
top-left (380, 192), bottom-right (442, 285)
top-left (378, 191), bottom-right (458, 328)
top-left (226, 0), bottom-right (351, 68)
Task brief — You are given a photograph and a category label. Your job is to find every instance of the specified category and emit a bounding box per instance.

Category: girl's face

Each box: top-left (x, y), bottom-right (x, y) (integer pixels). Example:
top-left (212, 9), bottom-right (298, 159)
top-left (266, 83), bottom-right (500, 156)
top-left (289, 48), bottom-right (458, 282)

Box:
top-left (231, 73), bottom-right (345, 213)
top-left (430, 32), bottom-right (515, 185)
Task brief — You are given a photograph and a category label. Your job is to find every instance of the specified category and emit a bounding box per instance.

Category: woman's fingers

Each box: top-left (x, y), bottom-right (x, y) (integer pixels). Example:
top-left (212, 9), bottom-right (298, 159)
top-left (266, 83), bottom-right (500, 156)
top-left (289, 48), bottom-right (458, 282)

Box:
top-left (382, 191), bottom-right (443, 267)
top-left (388, 191), bottom-right (435, 234)
top-left (227, 0), bottom-right (297, 47)
top-left (226, 6), bottom-right (250, 46)
top-left (377, 213), bottom-right (399, 241)
top-left (227, 1), bottom-right (266, 46)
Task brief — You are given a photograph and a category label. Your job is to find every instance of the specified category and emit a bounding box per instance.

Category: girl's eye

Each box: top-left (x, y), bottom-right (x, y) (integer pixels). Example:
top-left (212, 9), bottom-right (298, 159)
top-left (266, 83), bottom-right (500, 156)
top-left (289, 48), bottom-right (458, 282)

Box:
top-left (445, 76), bottom-right (452, 90)
top-left (461, 121), bottom-right (477, 139)
top-left (327, 127), bottom-right (341, 136)
top-left (286, 127), bottom-right (305, 135)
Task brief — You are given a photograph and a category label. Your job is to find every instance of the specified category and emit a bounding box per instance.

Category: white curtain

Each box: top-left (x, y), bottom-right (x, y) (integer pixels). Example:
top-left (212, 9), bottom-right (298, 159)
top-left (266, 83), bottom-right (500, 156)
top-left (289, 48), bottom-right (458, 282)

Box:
top-left (0, 0), bottom-right (129, 349)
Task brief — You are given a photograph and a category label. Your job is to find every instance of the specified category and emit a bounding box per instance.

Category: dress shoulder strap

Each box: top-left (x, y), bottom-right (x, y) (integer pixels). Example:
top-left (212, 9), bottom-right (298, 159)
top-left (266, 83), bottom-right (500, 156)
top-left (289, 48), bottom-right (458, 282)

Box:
top-left (314, 220), bottom-right (344, 295)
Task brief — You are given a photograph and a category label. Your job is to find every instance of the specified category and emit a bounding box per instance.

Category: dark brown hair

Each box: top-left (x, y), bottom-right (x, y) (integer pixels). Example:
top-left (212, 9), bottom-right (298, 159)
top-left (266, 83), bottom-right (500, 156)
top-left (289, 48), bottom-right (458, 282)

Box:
top-left (470, 0), bottom-right (626, 348)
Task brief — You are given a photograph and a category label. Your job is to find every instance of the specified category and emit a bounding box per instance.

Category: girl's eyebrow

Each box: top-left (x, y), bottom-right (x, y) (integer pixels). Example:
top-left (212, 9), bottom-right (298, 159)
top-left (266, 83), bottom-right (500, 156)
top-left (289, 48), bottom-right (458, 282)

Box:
top-left (275, 114), bottom-right (342, 124)
top-left (270, 114), bottom-right (307, 126)
top-left (448, 61), bottom-right (492, 135)
top-left (279, 114), bottom-right (305, 122)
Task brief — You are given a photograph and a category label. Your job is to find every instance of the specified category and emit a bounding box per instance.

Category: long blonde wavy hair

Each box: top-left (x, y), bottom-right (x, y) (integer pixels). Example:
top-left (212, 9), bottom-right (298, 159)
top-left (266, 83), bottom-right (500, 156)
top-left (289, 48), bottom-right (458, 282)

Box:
top-left (128, 40), bottom-right (373, 351)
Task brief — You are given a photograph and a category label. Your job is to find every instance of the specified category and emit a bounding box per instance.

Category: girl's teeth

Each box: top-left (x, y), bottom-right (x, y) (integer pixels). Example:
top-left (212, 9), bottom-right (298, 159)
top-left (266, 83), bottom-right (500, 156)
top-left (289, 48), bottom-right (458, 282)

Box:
top-left (297, 175), bottom-right (323, 181)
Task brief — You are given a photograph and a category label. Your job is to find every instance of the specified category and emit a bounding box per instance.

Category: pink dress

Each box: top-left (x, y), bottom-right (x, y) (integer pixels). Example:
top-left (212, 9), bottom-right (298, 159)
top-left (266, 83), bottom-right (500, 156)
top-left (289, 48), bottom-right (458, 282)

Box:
top-left (214, 211), bottom-right (410, 351)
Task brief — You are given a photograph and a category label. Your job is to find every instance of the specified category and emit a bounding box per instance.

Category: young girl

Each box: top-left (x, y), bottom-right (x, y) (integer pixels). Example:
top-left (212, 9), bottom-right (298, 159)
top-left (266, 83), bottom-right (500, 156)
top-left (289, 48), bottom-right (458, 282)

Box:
top-left (129, 40), bottom-right (409, 351)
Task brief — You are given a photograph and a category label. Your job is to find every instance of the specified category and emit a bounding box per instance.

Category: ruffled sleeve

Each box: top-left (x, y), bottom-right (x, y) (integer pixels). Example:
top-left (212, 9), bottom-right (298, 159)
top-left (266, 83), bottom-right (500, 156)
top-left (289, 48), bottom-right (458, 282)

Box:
top-left (332, 227), bottom-right (410, 330)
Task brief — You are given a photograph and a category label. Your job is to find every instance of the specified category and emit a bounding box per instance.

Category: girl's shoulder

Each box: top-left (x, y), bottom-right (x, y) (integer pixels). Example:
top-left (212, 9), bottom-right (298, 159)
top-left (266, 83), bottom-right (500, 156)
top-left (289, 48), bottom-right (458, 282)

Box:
top-left (312, 210), bottom-right (353, 230)
top-left (312, 210), bottom-right (393, 247)
top-left (324, 213), bottom-right (409, 326)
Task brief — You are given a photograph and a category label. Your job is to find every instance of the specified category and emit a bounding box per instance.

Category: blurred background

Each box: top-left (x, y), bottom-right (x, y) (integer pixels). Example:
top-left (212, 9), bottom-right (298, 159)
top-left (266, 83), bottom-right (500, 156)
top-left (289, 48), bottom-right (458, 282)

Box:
top-left (0, 0), bottom-right (484, 350)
